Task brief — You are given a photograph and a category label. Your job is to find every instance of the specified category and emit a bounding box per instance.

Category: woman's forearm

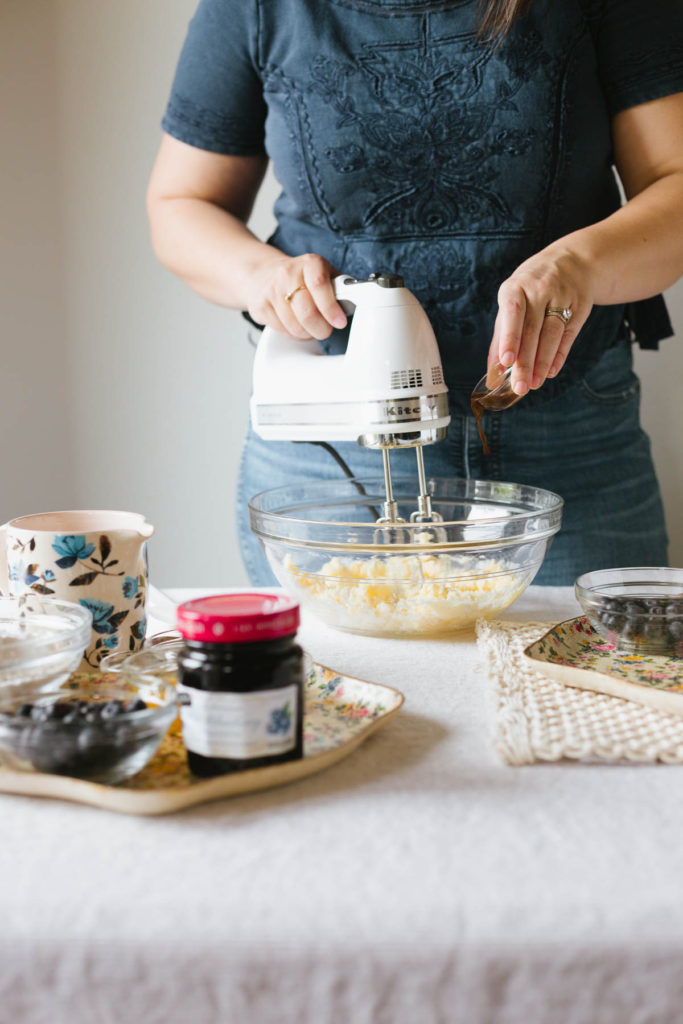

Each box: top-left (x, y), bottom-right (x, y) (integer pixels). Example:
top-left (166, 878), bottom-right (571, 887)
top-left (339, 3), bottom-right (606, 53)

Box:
top-left (148, 194), bottom-right (284, 309)
top-left (554, 169), bottom-right (683, 306)
top-left (147, 179), bottom-right (345, 340)
top-left (489, 167), bottom-right (683, 395)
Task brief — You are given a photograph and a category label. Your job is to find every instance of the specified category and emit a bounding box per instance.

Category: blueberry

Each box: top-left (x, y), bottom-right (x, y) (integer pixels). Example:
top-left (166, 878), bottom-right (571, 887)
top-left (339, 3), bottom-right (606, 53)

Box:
top-left (32, 735), bottom-right (79, 774)
top-left (621, 620), bottom-right (639, 642)
top-left (641, 621), bottom-right (664, 643)
top-left (17, 724), bottom-right (42, 760)
top-left (30, 705), bottom-right (52, 723)
top-left (77, 725), bottom-right (103, 753)
top-left (114, 725), bottom-right (135, 748)
top-left (123, 699), bottom-right (147, 713)
top-left (100, 700), bottom-right (124, 720)
top-left (46, 701), bottom-right (73, 721)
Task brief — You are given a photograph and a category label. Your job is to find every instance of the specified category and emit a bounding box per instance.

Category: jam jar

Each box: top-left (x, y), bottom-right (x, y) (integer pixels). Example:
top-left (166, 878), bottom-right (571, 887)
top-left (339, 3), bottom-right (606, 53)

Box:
top-left (176, 593), bottom-right (304, 777)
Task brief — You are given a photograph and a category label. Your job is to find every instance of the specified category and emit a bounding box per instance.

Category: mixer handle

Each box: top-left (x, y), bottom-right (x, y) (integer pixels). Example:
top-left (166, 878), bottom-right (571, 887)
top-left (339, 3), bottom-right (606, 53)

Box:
top-left (332, 273), bottom-right (408, 312)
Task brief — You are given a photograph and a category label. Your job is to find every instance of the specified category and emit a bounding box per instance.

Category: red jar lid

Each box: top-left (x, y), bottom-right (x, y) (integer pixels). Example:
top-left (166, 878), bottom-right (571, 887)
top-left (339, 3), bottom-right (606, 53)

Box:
top-left (176, 593), bottom-right (300, 644)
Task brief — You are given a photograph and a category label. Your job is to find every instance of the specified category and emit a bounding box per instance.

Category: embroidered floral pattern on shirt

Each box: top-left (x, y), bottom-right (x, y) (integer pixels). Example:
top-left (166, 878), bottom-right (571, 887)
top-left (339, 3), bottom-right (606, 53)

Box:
top-left (305, 29), bottom-right (549, 235)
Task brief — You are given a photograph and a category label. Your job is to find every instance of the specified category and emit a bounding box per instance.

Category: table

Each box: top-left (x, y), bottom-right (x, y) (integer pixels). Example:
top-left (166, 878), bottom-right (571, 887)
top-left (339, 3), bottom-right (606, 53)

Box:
top-left (4, 586), bottom-right (683, 1024)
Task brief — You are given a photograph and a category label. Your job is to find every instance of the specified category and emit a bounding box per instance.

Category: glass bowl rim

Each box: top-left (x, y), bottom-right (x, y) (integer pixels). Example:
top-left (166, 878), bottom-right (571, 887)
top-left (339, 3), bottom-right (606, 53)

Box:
top-left (575, 567), bottom-right (683, 599)
top-left (249, 476), bottom-right (564, 549)
top-left (99, 634), bottom-right (183, 674)
top-left (0, 677), bottom-right (177, 724)
top-left (0, 596), bottom-right (92, 669)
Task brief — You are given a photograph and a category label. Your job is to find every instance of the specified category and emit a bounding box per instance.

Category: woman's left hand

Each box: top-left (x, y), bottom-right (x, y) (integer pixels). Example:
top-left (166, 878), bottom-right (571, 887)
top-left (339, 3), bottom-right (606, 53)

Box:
top-left (489, 245), bottom-right (595, 395)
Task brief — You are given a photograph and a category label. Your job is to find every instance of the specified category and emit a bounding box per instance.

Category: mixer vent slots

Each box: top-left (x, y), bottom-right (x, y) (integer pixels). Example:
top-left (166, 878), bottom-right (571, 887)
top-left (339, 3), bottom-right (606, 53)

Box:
top-left (391, 369), bottom-right (423, 390)
top-left (431, 365), bottom-right (444, 386)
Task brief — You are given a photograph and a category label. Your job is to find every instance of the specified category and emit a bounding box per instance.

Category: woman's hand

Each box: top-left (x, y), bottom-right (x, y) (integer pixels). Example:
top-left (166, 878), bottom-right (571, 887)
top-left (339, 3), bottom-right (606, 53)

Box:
top-left (488, 246), bottom-right (594, 395)
top-left (246, 252), bottom-right (347, 340)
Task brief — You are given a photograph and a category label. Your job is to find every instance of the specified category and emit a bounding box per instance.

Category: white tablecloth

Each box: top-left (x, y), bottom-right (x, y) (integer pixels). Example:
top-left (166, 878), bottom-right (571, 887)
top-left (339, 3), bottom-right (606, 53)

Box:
top-left (4, 586), bottom-right (683, 1024)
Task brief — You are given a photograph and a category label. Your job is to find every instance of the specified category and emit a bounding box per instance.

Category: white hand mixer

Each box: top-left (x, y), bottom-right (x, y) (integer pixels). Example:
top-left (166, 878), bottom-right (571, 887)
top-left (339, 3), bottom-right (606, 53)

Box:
top-left (249, 273), bottom-right (450, 534)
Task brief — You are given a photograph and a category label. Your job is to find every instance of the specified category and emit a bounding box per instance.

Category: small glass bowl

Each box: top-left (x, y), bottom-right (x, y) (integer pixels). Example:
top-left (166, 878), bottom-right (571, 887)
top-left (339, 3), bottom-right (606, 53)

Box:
top-left (100, 631), bottom-right (182, 674)
top-left (0, 596), bottom-right (92, 690)
top-left (470, 364), bottom-right (522, 412)
top-left (118, 644), bottom-right (181, 685)
top-left (575, 567), bottom-right (683, 657)
top-left (0, 672), bottom-right (177, 784)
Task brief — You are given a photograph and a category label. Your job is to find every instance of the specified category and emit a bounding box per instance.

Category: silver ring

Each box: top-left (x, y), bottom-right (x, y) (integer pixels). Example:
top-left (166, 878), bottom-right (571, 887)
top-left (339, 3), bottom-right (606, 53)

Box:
top-left (545, 306), bottom-right (573, 325)
top-left (284, 284), bottom-right (306, 303)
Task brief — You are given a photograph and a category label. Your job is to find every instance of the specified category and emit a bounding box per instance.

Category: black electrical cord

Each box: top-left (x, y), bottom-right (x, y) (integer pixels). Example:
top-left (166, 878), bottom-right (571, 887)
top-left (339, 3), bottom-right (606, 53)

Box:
top-left (299, 441), bottom-right (381, 519)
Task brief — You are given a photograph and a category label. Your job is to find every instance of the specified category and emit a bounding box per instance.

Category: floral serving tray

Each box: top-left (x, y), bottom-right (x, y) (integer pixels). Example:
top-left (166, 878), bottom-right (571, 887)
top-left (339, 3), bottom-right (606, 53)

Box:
top-left (524, 616), bottom-right (683, 715)
top-left (0, 658), bottom-right (403, 815)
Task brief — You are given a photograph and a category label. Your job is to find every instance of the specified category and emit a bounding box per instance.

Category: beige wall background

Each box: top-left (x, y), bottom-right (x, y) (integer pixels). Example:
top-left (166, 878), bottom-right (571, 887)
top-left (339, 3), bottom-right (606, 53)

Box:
top-left (1, 0), bottom-right (681, 586)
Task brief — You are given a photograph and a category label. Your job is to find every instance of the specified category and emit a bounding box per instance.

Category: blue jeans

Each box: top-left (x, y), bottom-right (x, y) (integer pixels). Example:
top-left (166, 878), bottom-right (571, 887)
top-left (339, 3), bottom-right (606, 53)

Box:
top-left (236, 340), bottom-right (668, 586)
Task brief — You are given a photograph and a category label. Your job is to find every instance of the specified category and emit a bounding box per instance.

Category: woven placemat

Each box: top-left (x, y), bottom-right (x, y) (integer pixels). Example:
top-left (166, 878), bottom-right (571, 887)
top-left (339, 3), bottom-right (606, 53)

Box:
top-left (476, 619), bottom-right (683, 765)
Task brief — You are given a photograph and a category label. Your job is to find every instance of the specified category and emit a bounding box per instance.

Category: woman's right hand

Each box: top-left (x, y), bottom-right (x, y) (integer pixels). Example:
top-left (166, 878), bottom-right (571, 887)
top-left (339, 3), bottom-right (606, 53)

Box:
top-left (245, 252), bottom-right (348, 340)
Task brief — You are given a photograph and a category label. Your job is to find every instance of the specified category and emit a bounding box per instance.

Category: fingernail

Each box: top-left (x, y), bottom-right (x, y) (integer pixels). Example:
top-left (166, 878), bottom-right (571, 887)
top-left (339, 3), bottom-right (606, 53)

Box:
top-left (513, 380), bottom-right (529, 396)
top-left (332, 314), bottom-right (346, 328)
top-left (500, 351), bottom-right (515, 367)
top-left (531, 375), bottom-right (542, 388)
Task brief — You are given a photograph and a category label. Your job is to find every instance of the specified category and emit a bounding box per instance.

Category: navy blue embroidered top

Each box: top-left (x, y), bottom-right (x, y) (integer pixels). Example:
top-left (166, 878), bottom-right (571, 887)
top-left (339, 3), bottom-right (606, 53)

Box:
top-left (161, 0), bottom-right (683, 407)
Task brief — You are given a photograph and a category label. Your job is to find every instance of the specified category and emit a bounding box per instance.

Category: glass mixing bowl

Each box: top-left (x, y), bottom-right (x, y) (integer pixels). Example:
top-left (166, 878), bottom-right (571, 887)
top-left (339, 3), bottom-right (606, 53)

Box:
top-left (248, 477), bottom-right (563, 637)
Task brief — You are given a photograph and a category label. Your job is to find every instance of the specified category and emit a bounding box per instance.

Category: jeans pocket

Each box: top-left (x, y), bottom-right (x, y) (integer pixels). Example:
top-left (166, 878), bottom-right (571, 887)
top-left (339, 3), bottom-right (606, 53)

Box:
top-left (578, 341), bottom-right (640, 406)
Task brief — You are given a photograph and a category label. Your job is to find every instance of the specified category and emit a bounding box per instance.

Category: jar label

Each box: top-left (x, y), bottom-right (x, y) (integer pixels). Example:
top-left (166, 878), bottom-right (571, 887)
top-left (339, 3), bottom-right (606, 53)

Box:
top-left (177, 683), bottom-right (299, 759)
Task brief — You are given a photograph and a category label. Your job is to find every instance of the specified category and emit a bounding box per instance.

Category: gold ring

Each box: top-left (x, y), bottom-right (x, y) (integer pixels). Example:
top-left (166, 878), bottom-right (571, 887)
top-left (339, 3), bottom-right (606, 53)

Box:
top-left (545, 306), bottom-right (573, 325)
top-left (284, 284), bottom-right (306, 303)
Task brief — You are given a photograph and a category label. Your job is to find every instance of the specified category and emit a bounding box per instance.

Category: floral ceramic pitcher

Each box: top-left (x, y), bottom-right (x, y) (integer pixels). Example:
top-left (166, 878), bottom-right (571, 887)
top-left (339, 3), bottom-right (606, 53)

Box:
top-left (0, 510), bottom-right (154, 670)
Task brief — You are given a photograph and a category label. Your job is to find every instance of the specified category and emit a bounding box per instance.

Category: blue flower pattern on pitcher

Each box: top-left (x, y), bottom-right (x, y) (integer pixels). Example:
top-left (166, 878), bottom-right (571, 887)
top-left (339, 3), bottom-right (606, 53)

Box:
top-left (78, 598), bottom-right (128, 636)
top-left (8, 527), bottom-right (149, 669)
top-left (10, 557), bottom-right (56, 594)
top-left (8, 559), bottom-right (26, 584)
top-left (52, 535), bottom-right (96, 568)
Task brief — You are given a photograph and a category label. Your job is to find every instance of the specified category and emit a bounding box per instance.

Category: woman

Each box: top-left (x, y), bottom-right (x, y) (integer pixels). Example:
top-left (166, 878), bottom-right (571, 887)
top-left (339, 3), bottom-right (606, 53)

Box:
top-left (147, 0), bottom-right (683, 584)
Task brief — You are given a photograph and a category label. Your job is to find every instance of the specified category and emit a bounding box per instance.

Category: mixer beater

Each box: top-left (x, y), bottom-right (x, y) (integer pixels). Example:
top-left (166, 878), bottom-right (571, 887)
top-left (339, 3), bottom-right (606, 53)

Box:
top-left (372, 444), bottom-right (445, 545)
top-left (250, 273), bottom-right (451, 537)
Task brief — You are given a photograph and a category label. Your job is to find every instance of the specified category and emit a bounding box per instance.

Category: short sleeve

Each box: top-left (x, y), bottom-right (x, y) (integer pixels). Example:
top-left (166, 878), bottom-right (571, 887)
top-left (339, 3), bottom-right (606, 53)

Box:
top-left (593, 0), bottom-right (683, 116)
top-left (161, 0), bottom-right (267, 156)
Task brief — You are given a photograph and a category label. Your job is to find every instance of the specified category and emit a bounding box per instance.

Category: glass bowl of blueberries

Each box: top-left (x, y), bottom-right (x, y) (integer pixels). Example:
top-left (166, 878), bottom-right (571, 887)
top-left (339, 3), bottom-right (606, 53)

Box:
top-left (575, 567), bottom-right (683, 657)
top-left (0, 672), bottom-right (177, 784)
